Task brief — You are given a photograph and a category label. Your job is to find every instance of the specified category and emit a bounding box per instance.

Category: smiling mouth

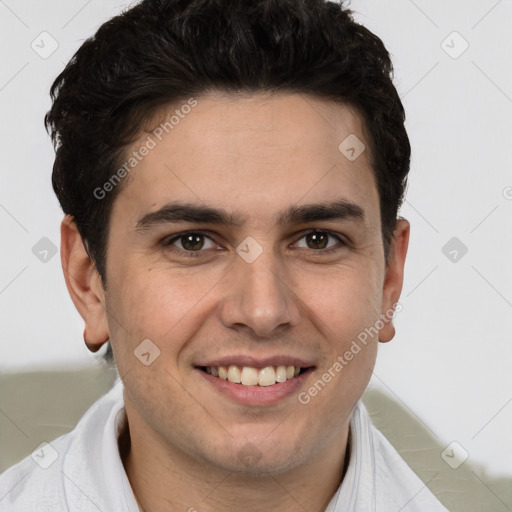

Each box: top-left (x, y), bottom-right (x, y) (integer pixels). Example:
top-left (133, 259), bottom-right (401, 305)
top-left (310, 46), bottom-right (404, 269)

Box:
top-left (197, 365), bottom-right (312, 386)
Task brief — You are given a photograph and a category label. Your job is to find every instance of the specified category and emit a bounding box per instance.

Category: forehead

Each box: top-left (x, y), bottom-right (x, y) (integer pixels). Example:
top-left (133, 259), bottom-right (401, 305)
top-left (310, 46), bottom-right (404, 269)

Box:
top-left (112, 91), bottom-right (379, 228)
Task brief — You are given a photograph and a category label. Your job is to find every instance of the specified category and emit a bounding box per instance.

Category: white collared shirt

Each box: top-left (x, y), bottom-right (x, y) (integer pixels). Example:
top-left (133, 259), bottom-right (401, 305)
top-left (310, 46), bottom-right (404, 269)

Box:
top-left (0, 378), bottom-right (448, 511)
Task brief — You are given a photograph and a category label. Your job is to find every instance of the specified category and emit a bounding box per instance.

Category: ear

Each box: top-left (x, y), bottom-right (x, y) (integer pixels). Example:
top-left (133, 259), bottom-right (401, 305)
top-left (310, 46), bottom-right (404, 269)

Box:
top-left (378, 218), bottom-right (410, 343)
top-left (60, 215), bottom-right (109, 352)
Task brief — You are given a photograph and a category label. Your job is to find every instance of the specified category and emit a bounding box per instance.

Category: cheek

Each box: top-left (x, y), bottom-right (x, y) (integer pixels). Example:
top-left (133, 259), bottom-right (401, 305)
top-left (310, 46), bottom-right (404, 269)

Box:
top-left (106, 263), bottom-right (222, 353)
top-left (104, 269), bottom-right (196, 405)
top-left (295, 264), bottom-right (382, 401)
top-left (297, 264), bottom-right (382, 342)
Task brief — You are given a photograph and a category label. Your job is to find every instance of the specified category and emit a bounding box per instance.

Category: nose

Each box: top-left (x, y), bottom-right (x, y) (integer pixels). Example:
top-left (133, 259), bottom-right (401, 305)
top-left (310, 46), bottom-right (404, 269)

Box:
top-left (218, 247), bottom-right (301, 338)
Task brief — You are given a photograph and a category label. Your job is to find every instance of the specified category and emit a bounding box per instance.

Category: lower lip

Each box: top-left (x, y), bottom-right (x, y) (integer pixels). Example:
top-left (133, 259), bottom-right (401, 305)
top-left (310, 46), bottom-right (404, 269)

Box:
top-left (195, 367), bottom-right (315, 406)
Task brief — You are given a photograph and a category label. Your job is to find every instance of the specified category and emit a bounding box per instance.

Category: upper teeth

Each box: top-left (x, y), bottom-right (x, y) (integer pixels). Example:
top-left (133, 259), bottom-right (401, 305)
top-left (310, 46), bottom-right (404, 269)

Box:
top-left (206, 365), bottom-right (301, 386)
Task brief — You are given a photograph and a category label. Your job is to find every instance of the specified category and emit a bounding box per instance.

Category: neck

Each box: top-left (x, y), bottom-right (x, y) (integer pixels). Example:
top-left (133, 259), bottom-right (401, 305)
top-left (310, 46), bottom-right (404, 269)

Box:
top-left (120, 410), bottom-right (351, 512)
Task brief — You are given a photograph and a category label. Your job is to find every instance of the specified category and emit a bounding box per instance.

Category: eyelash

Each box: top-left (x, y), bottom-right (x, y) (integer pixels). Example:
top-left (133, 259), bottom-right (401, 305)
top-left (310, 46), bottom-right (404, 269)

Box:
top-left (162, 230), bottom-right (348, 258)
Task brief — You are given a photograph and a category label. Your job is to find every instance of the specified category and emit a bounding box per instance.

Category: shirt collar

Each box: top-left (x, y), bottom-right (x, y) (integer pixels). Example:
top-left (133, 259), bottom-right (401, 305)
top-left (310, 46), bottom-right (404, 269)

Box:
top-left (62, 379), bottom-right (140, 512)
top-left (324, 401), bottom-right (376, 512)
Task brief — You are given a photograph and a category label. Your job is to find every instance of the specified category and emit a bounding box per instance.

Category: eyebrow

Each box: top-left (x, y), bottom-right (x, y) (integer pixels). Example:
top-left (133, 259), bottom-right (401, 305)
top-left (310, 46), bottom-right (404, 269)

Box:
top-left (135, 199), bottom-right (365, 232)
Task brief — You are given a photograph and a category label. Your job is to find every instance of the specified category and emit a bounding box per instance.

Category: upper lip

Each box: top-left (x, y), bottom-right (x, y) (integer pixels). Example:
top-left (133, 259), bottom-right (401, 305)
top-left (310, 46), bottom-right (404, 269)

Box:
top-left (195, 355), bottom-right (315, 369)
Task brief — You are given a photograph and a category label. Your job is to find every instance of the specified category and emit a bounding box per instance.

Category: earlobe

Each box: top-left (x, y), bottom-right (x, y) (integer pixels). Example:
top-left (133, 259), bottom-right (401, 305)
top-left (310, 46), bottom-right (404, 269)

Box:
top-left (60, 215), bottom-right (110, 352)
top-left (378, 321), bottom-right (395, 343)
top-left (378, 218), bottom-right (410, 343)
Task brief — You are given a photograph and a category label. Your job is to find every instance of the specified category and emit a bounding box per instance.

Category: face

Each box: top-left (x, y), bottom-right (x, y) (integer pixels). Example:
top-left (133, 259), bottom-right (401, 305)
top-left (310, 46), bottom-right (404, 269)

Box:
top-left (65, 91), bottom-right (408, 476)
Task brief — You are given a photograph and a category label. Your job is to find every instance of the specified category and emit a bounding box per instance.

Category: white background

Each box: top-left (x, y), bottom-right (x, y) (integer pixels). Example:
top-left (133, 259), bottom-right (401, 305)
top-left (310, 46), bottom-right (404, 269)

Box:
top-left (1, 0), bottom-right (511, 478)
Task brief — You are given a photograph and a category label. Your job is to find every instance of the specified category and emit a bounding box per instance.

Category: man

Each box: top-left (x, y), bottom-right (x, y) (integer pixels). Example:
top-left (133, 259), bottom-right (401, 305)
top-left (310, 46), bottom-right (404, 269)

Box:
top-left (0, 0), bottom-right (449, 510)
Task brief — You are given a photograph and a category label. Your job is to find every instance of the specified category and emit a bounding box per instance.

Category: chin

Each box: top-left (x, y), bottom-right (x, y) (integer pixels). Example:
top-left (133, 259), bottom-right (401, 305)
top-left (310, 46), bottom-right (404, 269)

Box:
top-left (203, 433), bottom-right (305, 475)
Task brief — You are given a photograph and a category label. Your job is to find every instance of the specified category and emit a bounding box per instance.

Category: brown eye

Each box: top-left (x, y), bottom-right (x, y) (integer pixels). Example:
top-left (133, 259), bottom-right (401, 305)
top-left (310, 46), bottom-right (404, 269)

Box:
top-left (305, 232), bottom-right (329, 249)
top-left (295, 230), bottom-right (345, 252)
top-left (165, 231), bottom-right (217, 255)
top-left (180, 233), bottom-right (205, 251)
